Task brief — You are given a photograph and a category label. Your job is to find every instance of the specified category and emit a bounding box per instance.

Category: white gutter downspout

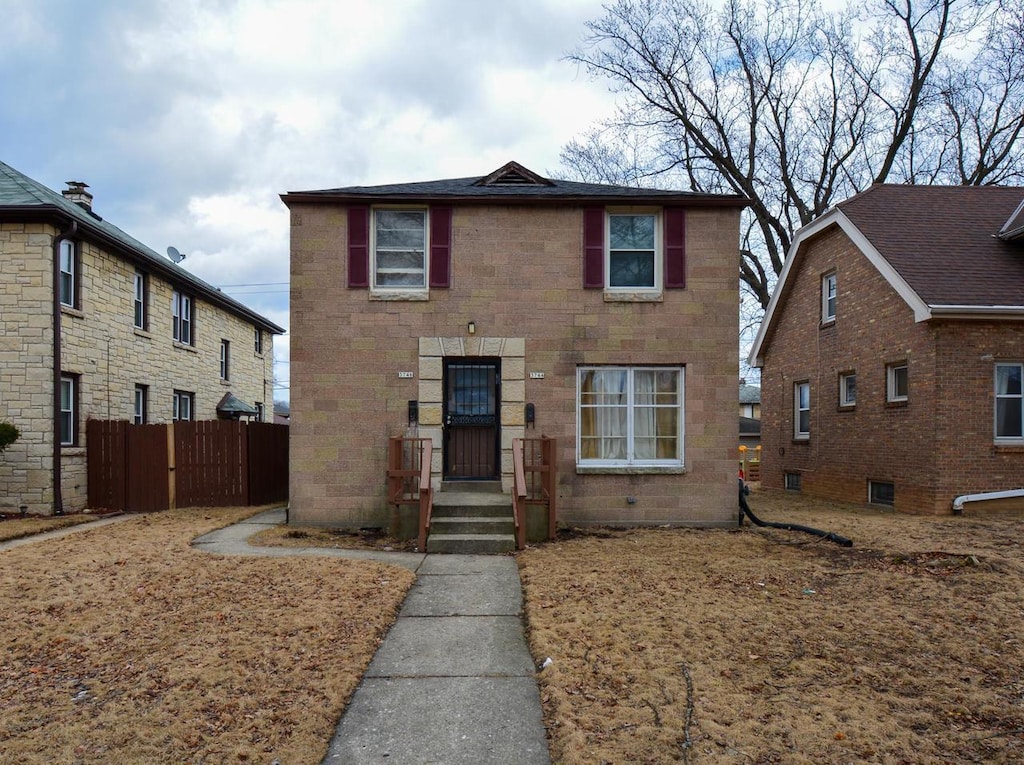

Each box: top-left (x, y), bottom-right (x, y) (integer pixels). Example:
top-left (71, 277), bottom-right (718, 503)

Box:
top-left (952, 488), bottom-right (1024, 515)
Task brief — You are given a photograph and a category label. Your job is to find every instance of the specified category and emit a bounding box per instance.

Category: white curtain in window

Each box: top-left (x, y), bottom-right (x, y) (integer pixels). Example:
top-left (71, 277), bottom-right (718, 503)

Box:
top-left (581, 370), bottom-right (627, 460)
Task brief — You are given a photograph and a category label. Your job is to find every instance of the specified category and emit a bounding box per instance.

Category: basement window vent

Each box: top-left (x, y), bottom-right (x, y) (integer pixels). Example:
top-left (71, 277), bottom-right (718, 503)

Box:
top-left (869, 481), bottom-right (895, 507)
top-left (784, 472), bottom-right (802, 492)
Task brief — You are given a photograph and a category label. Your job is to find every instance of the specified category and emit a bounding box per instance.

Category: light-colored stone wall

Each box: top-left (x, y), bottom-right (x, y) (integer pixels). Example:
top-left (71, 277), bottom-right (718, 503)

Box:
top-left (0, 222), bottom-right (275, 514)
top-left (290, 203), bottom-right (740, 531)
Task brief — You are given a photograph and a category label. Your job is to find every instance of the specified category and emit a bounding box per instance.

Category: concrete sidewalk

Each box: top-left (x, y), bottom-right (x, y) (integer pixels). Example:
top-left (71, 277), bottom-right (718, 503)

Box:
top-left (195, 509), bottom-right (551, 764)
top-left (0, 513), bottom-right (133, 552)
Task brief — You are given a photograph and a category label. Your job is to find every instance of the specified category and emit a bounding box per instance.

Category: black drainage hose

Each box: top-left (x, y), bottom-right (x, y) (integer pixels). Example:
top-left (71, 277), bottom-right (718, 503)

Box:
top-left (739, 482), bottom-right (853, 547)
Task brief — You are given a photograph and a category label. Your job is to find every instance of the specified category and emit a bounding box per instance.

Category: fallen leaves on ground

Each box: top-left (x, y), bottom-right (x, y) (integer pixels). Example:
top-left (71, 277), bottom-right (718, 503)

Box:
top-left (250, 524), bottom-right (418, 552)
top-left (0, 513), bottom-right (99, 543)
top-left (0, 505), bottom-right (414, 764)
top-left (519, 489), bottom-right (1024, 764)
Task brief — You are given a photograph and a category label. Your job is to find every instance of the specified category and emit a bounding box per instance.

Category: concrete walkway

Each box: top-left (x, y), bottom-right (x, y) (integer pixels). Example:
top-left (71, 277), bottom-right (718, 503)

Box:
top-left (0, 513), bottom-right (133, 552)
top-left (195, 509), bottom-right (551, 765)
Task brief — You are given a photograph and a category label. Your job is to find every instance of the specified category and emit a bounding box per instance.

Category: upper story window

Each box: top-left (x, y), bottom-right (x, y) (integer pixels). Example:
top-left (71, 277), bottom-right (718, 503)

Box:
top-left (172, 291), bottom-right (193, 345)
top-left (839, 371), bottom-right (856, 408)
top-left (577, 366), bottom-right (683, 467)
top-left (794, 381), bottom-right (810, 440)
top-left (348, 206), bottom-right (451, 293)
top-left (254, 327), bottom-right (263, 355)
top-left (374, 209), bottom-right (427, 288)
top-left (133, 271), bottom-right (148, 330)
top-left (584, 207), bottom-right (686, 293)
top-left (608, 213), bottom-right (658, 289)
top-left (220, 339), bottom-right (230, 380)
top-left (887, 362), bottom-right (908, 403)
top-left (995, 363), bottom-right (1023, 441)
top-left (822, 272), bottom-right (836, 323)
top-left (59, 239), bottom-right (78, 308)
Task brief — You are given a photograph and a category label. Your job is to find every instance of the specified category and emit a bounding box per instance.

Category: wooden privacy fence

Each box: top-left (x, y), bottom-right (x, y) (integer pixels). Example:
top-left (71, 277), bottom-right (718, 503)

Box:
top-left (87, 420), bottom-right (288, 512)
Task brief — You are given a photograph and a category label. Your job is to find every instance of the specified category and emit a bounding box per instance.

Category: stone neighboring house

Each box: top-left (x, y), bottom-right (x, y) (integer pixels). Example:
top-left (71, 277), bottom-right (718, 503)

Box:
top-left (0, 160), bottom-right (284, 515)
top-left (749, 184), bottom-right (1024, 514)
top-left (284, 161), bottom-right (746, 537)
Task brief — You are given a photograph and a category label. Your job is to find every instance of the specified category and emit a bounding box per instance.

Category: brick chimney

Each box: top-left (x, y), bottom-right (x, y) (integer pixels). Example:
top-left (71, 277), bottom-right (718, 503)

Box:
top-left (62, 181), bottom-right (93, 211)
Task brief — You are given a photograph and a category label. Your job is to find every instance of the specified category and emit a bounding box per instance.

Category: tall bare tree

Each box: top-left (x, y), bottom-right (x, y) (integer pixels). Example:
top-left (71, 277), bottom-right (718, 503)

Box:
top-left (563, 0), bottom-right (1024, 310)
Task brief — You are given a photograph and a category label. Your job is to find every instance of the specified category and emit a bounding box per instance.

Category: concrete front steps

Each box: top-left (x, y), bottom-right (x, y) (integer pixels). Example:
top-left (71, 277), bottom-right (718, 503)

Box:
top-left (427, 481), bottom-right (516, 554)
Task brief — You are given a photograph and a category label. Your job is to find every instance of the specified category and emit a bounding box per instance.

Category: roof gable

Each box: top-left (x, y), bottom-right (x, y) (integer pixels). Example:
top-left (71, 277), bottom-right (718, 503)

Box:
top-left (472, 161), bottom-right (554, 187)
top-left (749, 184), bottom-right (1024, 367)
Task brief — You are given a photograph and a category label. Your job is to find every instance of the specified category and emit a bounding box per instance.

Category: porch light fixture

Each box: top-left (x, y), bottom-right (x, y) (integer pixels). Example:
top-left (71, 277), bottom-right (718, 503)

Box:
top-left (467, 321), bottom-right (476, 335)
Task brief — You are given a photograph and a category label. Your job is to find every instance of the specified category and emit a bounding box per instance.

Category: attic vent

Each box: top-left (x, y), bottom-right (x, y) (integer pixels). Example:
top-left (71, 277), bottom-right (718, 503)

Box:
top-left (474, 161), bottom-right (555, 188)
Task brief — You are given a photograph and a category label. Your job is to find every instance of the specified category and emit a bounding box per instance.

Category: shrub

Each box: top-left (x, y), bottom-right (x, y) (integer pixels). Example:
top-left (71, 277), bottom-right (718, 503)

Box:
top-left (0, 422), bottom-right (20, 454)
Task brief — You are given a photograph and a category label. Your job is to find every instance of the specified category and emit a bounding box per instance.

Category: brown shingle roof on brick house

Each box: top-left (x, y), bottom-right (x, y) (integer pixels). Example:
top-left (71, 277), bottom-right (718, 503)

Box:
top-left (750, 184), bottom-right (1024, 365)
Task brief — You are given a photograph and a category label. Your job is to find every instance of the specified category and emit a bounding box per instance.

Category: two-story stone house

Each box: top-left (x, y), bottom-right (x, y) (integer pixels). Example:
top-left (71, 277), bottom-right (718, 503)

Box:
top-left (283, 162), bottom-right (745, 539)
top-left (749, 184), bottom-right (1024, 514)
top-left (0, 160), bottom-right (284, 515)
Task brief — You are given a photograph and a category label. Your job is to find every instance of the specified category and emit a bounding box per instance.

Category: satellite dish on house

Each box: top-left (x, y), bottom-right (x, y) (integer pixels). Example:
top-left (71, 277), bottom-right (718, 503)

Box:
top-left (167, 246), bottom-right (186, 263)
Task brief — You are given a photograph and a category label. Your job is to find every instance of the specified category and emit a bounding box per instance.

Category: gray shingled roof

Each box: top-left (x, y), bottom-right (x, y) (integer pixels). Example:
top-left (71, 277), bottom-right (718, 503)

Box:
top-left (282, 161), bottom-right (747, 207)
top-left (837, 184), bottom-right (1024, 308)
top-left (739, 384), bottom-right (761, 405)
top-left (0, 160), bottom-right (284, 334)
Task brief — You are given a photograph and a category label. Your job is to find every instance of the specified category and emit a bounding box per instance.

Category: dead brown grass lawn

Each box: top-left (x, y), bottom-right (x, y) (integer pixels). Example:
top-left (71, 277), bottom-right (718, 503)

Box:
top-left (519, 489), bottom-right (1024, 764)
top-left (250, 523), bottom-right (418, 552)
top-left (0, 513), bottom-right (98, 543)
top-left (0, 506), bottom-right (414, 764)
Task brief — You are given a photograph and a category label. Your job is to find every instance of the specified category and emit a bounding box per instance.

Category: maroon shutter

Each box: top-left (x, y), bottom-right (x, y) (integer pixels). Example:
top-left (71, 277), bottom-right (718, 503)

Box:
top-left (664, 207), bottom-right (686, 289)
top-left (347, 206), bottom-right (370, 288)
top-left (583, 207), bottom-right (604, 289)
top-left (429, 206), bottom-right (452, 288)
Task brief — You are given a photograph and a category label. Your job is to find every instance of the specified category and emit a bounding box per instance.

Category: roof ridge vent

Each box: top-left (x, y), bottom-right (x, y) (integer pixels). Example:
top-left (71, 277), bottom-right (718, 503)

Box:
top-left (474, 161), bottom-right (554, 187)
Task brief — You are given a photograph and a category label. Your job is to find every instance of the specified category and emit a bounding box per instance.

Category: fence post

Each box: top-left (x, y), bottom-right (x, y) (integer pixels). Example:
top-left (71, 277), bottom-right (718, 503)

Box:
top-left (167, 422), bottom-right (176, 510)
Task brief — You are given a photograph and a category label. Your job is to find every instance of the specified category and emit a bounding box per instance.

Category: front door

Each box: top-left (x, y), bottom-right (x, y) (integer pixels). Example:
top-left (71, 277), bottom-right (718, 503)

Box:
top-left (443, 359), bottom-right (500, 479)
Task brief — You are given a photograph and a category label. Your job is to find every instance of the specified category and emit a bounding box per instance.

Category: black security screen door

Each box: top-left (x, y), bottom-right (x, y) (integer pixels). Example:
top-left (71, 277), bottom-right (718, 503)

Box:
top-left (444, 360), bottom-right (500, 479)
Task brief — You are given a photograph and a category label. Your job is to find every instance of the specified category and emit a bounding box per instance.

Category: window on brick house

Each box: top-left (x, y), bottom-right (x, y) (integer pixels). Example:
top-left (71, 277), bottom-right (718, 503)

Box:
top-left (794, 381), bottom-right (810, 440)
top-left (887, 362), bottom-right (908, 403)
top-left (254, 327), bottom-right (263, 355)
top-left (869, 480), bottom-right (895, 506)
top-left (839, 372), bottom-right (856, 408)
top-left (785, 472), bottom-right (802, 491)
top-left (374, 209), bottom-right (427, 288)
top-left (822, 272), bottom-right (836, 323)
top-left (608, 212), bottom-right (659, 289)
top-left (995, 363), bottom-right (1023, 440)
top-left (577, 367), bottom-right (684, 466)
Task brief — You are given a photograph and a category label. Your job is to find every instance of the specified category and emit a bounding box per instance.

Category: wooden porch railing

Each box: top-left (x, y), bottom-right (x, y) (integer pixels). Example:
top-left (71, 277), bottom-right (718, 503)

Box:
top-left (512, 436), bottom-right (557, 549)
top-left (387, 437), bottom-right (434, 550)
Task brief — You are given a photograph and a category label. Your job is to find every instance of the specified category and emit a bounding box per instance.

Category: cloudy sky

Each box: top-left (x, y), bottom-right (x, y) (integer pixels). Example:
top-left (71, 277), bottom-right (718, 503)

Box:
top-left (1, 0), bottom-right (619, 402)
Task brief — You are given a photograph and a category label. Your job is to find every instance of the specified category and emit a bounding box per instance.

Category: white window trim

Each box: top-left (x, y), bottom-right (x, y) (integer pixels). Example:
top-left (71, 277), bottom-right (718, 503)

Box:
top-left (133, 271), bottom-right (147, 330)
top-left (821, 272), bottom-right (836, 323)
top-left (254, 327), bottom-right (263, 355)
top-left (172, 291), bottom-right (193, 345)
top-left (794, 381), bottom-right (810, 440)
top-left (887, 363), bottom-right (908, 403)
top-left (134, 385), bottom-right (147, 425)
top-left (839, 372), bottom-right (856, 408)
top-left (59, 375), bottom-right (76, 446)
top-left (220, 339), bottom-right (230, 381)
top-left (995, 362), bottom-right (1024, 442)
top-left (605, 207), bottom-right (662, 294)
top-left (576, 365), bottom-right (684, 469)
top-left (371, 206), bottom-right (429, 294)
top-left (59, 239), bottom-right (77, 308)
top-left (173, 390), bottom-right (194, 422)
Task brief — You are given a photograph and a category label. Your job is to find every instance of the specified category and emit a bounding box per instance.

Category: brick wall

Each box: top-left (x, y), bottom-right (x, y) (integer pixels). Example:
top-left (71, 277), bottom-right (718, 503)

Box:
top-left (290, 203), bottom-right (741, 531)
top-left (0, 223), bottom-right (274, 514)
top-left (759, 225), bottom-right (1024, 513)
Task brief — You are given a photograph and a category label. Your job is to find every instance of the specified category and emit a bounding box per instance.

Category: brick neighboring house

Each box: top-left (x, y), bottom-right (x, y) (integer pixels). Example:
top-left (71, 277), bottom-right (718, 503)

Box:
top-left (283, 162), bottom-right (746, 536)
top-left (0, 161), bottom-right (285, 515)
top-left (749, 184), bottom-right (1024, 514)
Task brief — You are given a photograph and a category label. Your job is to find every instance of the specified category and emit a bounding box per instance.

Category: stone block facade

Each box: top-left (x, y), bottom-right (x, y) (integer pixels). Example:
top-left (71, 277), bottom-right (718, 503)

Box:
top-left (0, 222), bottom-right (275, 514)
top-left (289, 201), bottom-right (741, 531)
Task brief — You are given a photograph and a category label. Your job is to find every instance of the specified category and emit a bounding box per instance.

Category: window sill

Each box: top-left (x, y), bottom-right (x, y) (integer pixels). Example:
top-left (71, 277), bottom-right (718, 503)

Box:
top-left (994, 443), bottom-right (1024, 453)
top-left (61, 446), bottom-right (85, 456)
top-left (133, 328), bottom-right (152, 339)
top-left (370, 289), bottom-right (429, 301)
top-left (820, 318), bottom-right (835, 329)
top-left (792, 437), bottom-right (810, 444)
top-left (885, 400), bottom-right (908, 408)
top-left (60, 306), bottom-right (84, 319)
top-left (173, 341), bottom-right (198, 353)
top-left (576, 464), bottom-right (685, 475)
top-left (837, 404), bottom-right (855, 412)
top-left (603, 290), bottom-right (663, 303)
top-left (221, 378), bottom-right (231, 386)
